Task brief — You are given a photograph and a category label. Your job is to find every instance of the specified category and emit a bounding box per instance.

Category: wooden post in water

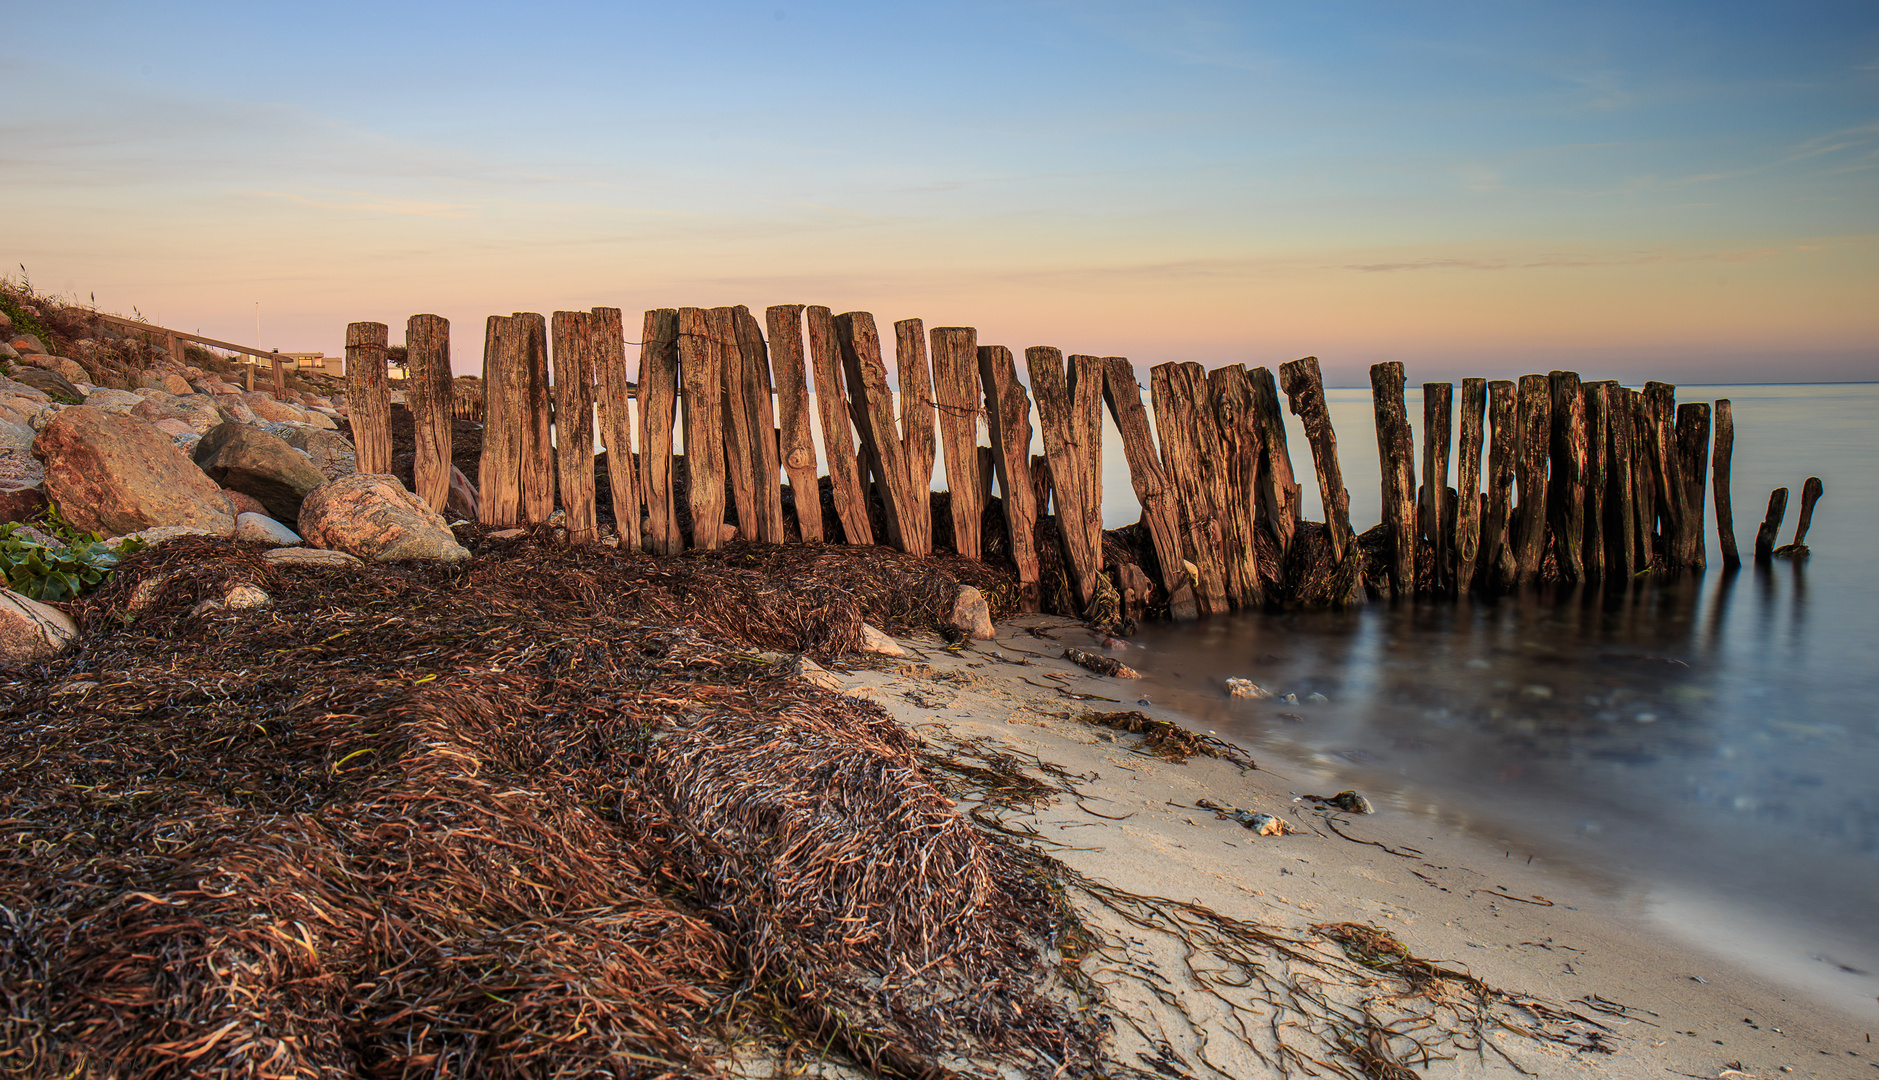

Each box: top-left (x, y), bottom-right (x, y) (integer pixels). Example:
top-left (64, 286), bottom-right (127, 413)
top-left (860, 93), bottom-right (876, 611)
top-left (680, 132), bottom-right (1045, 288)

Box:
top-left (767, 305), bottom-right (823, 543)
top-left (806, 306), bottom-right (872, 545)
top-left (931, 327), bottom-right (985, 558)
top-left (346, 321), bottom-right (393, 476)
top-left (1454, 378), bottom-right (1486, 592)
top-left (516, 313), bottom-right (556, 525)
top-left (1480, 380), bottom-right (1518, 590)
top-left (1029, 348), bottom-right (1105, 610)
top-left (1580, 382), bottom-right (1610, 583)
top-left (1641, 383), bottom-right (1683, 568)
top-left (678, 307), bottom-right (725, 548)
top-left (477, 316), bottom-right (522, 526)
top-left (837, 311), bottom-right (929, 556)
top-left (1249, 366), bottom-right (1301, 557)
top-left (1674, 402), bottom-right (1710, 569)
top-left (550, 310), bottom-right (598, 545)
top-left (1512, 374), bottom-right (1552, 585)
top-left (1151, 362), bottom-right (1229, 614)
top-left (1282, 357), bottom-right (1354, 567)
top-left (1370, 362), bottom-right (1419, 597)
top-left (592, 307), bottom-right (641, 553)
top-left (1754, 488), bottom-right (1788, 561)
top-left (637, 309), bottom-right (682, 554)
top-left (1783, 477), bottom-right (1823, 554)
top-left (1421, 381), bottom-right (1453, 593)
top-left (1208, 364), bottom-right (1266, 608)
top-left (1102, 356), bottom-right (1184, 601)
top-left (979, 344), bottom-right (1040, 611)
top-left (405, 314), bottom-right (452, 513)
top-left (1628, 389), bottom-right (1656, 570)
top-left (895, 318), bottom-right (936, 545)
top-left (1712, 399), bottom-right (1739, 568)
top-left (1603, 382), bottom-right (1637, 581)
top-left (1547, 371), bottom-right (1587, 583)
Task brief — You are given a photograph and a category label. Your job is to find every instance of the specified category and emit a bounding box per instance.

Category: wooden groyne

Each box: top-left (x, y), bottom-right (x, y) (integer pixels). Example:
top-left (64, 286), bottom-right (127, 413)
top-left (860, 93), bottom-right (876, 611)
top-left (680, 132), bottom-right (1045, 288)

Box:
top-left (345, 306), bottom-right (1821, 624)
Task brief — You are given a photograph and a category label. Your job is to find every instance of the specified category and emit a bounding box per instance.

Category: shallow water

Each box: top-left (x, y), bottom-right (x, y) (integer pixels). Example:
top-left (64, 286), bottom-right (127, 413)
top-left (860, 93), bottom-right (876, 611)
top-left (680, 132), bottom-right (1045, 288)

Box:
top-left (1115, 383), bottom-right (1879, 1019)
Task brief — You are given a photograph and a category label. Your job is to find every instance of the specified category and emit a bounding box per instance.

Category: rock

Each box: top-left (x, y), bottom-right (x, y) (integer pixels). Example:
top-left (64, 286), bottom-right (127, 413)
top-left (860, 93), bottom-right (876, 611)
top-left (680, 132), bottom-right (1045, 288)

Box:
top-left (485, 528), bottom-right (527, 540)
top-left (151, 418), bottom-right (198, 441)
top-left (792, 654), bottom-right (846, 692)
top-left (31, 406), bottom-right (234, 538)
top-left (0, 477), bottom-right (47, 524)
top-left (11, 367), bottom-right (83, 404)
top-left (0, 377), bottom-right (51, 403)
top-left (948, 585), bottom-right (996, 641)
top-left (1226, 678), bottom-right (1273, 700)
top-left (301, 410), bottom-right (337, 431)
top-left (0, 420), bottom-right (35, 451)
top-left (1280, 692), bottom-right (1298, 704)
top-left (19, 354), bottom-right (88, 387)
top-left (720, 522), bottom-right (739, 543)
top-left (115, 525), bottom-right (225, 548)
top-left (0, 342), bottom-right (16, 360)
top-left (447, 465), bottom-right (479, 520)
top-left (132, 391), bottom-right (225, 434)
top-left (0, 311), bottom-right (11, 334)
top-left (0, 589), bottom-right (78, 663)
top-left (222, 488), bottom-right (267, 516)
top-left (234, 512), bottom-right (301, 544)
top-left (1305, 692), bottom-right (1329, 705)
top-left (190, 583), bottom-right (270, 617)
top-left (1063, 647), bottom-right (1141, 678)
top-left (219, 399), bottom-right (257, 424)
top-left (162, 372), bottom-right (192, 396)
top-left (82, 387), bottom-right (144, 413)
top-left (8, 334), bottom-right (47, 355)
top-left (1307, 790), bottom-right (1375, 815)
top-left (262, 546), bottom-right (362, 569)
top-left (297, 474), bottom-right (470, 562)
top-left (277, 426), bottom-right (355, 479)
top-left (192, 422), bottom-right (326, 523)
top-left (859, 623), bottom-right (906, 657)
top-left (1242, 812), bottom-right (1295, 837)
top-left (243, 392), bottom-right (308, 424)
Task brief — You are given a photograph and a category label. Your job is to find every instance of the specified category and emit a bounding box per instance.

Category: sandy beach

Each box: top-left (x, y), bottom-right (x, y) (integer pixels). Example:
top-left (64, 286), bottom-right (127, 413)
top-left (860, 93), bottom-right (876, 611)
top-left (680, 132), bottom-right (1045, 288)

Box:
top-left (825, 614), bottom-right (1876, 1080)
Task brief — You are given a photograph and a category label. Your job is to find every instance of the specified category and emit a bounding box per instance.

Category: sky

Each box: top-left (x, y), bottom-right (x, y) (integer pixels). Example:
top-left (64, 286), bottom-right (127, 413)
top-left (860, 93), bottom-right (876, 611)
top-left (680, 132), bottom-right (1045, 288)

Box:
top-left (3, 0), bottom-right (1875, 385)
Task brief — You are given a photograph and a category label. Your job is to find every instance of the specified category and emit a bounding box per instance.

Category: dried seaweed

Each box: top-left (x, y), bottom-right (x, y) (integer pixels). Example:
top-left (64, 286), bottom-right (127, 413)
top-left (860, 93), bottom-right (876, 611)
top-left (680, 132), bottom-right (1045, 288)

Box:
top-left (1079, 710), bottom-right (1257, 769)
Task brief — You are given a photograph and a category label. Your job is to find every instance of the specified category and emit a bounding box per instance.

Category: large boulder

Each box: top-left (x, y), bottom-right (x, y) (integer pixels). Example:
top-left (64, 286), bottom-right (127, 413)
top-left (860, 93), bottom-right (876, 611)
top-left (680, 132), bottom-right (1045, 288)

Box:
top-left (192, 422), bottom-right (327, 523)
top-left (0, 589), bottom-right (78, 663)
top-left (8, 334), bottom-right (47, 355)
top-left (243, 392), bottom-right (309, 424)
top-left (31, 406), bottom-right (234, 537)
top-left (132, 391), bottom-right (226, 434)
top-left (82, 387), bottom-right (144, 413)
top-left (278, 426), bottom-right (355, 480)
top-left (11, 367), bottom-right (83, 404)
top-left (0, 420), bottom-right (35, 451)
top-left (298, 474), bottom-right (469, 562)
top-left (19, 354), bottom-right (89, 387)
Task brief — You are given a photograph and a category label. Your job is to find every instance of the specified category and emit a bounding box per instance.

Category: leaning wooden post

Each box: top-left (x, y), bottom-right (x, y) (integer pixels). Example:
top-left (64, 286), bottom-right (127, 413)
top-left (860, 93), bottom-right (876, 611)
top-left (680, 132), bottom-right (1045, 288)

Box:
top-left (549, 310), bottom-right (599, 544)
top-left (1547, 371), bottom-right (1588, 583)
top-left (806, 306), bottom-right (872, 545)
top-left (1421, 381), bottom-right (1454, 593)
top-left (1674, 402), bottom-right (1710, 569)
top-left (477, 316), bottom-right (522, 526)
top-left (767, 305), bottom-right (823, 543)
top-left (1208, 364), bottom-right (1266, 608)
top-left (1604, 382), bottom-right (1637, 581)
top-left (516, 313), bottom-right (556, 525)
top-left (1754, 487), bottom-right (1789, 562)
top-left (677, 306), bottom-right (726, 549)
top-left (836, 311), bottom-right (929, 555)
top-left (592, 307), bottom-right (641, 553)
top-left (1369, 361), bottom-right (1419, 597)
top-left (1511, 374), bottom-right (1552, 585)
top-left (1151, 362), bottom-right (1229, 615)
top-left (346, 321), bottom-right (393, 476)
top-left (978, 344), bottom-right (1041, 611)
top-left (1029, 348), bottom-right (1105, 610)
top-left (1781, 477), bottom-right (1823, 555)
top-left (1249, 366), bottom-right (1301, 556)
top-left (895, 318), bottom-right (937, 545)
top-left (1454, 378), bottom-right (1486, 592)
top-left (405, 314), bottom-right (453, 512)
top-left (1282, 357), bottom-right (1355, 565)
top-left (1101, 356), bottom-right (1184, 600)
top-left (1712, 399), bottom-right (1739, 568)
top-left (930, 327), bottom-right (985, 558)
top-left (1479, 380), bottom-right (1518, 590)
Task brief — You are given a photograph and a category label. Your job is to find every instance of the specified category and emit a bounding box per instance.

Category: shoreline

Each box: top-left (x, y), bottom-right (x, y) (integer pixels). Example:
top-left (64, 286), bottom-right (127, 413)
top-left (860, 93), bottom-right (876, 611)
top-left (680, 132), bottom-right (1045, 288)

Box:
top-left (837, 614), bottom-right (1875, 1079)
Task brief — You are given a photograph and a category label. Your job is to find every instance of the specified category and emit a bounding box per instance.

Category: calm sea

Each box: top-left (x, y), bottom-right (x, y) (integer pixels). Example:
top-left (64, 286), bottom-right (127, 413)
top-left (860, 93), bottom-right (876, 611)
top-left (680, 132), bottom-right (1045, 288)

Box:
top-left (1106, 383), bottom-right (1879, 1019)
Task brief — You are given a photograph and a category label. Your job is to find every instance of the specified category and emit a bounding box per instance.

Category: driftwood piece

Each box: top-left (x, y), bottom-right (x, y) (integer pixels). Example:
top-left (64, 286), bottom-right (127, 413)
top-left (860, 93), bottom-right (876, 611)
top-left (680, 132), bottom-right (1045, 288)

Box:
top-left (1421, 381), bottom-right (1453, 593)
top-left (637, 309), bottom-right (682, 555)
top-left (979, 344), bottom-right (1040, 610)
top-left (895, 318), bottom-right (936, 543)
top-left (477, 316), bottom-right (521, 527)
top-left (1512, 374), bottom-right (1552, 585)
top-left (1249, 366), bottom-right (1301, 556)
top-left (1754, 487), bottom-right (1789, 561)
top-left (1150, 362), bottom-right (1228, 614)
top-left (1454, 378), bottom-right (1486, 592)
top-left (807, 306), bottom-right (872, 545)
top-left (1062, 648), bottom-right (1141, 679)
top-left (550, 310), bottom-right (598, 544)
top-left (1480, 380), bottom-right (1517, 590)
top-left (516, 313), bottom-right (556, 525)
top-left (930, 327), bottom-right (984, 559)
top-left (1369, 362), bottom-right (1418, 597)
top-left (1712, 399), bottom-right (1738, 568)
top-left (405, 314), bottom-right (452, 512)
top-left (1282, 357), bottom-right (1353, 564)
top-left (592, 306), bottom-right (640, 553)
top-left (1674, 402), bottom-right (1710, 569)
top-left (1603, 382), bottom-right (1637, 581)
top-left (678, 307), bottom-right (726, 549)
top-left (1029, 348), bottom-right (1105, 609)
top-left (766, 305), bottom-right (822, 543)
top-left (837, 311), bottom-right (929, 555)
top-left (1208, 364), bottom-right (1266, 607)
top-left (1547, 371), bottom-right (1587, 583)
top-left (1781, 476), bottom-right (1824, 555)
top-left (1580, 381), bottom-right (1610, 583)
top-left (346, 321), bottom-right (392, 477)
top-left (1102, 356), bottom-right (1183, 599)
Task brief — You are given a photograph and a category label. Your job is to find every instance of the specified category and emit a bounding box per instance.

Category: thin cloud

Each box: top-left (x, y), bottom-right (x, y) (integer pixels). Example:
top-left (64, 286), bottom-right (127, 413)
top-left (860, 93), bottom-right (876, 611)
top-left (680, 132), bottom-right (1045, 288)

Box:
top-left (254, 191), bottom-right (478, 219)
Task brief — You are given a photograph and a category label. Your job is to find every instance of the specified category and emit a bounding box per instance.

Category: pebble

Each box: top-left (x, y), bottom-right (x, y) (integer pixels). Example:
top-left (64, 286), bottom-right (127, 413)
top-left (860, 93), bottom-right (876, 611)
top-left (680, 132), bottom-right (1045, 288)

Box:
top-left (1226, 678), bottom-right (1272, 700)
top-left (1306, 692), bottom-right (1329, 705)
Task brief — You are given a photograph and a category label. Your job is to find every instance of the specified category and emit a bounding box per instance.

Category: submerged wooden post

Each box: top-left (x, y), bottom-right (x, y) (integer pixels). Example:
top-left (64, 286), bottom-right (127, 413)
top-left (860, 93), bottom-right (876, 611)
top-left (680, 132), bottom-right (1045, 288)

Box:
top-left (1674, 402), bottom-right (1710, 569)
top-left (979, 344), bottom-right (1040, 610)
top-left (1547, 371), bottom-right (1587, 583)
top-left (1029, 348), bottom-right (1105, 610)
top-left (1754, 487), bottom-right (1788, 561)
top-left (405, 314), bottom-right (452, 513)
top-left (1454, 378), bottom-right (1486, 592)
top-left (678, 306), bottom-right (726, 549)
top-left (1421, 381), bottom-right (1453, 593)
top-left (1282, 357), bottom-right (1354, 565)
top-left (477, 316), bottom-right (522, 526)
top-left (895, 318), bottom-right (937, 544)
top-left (550, 310), bottom-right (598, 545)
top-left (1480, 380), bottom-right (1518, 589)
top-left (1604, 382), bottom-right (1637, 581)
top-left (931, 327), bottom-right (985, 558)
top-left (1712, 399), bottom-right (1739, 568)
top-left (1512, 374), bottom-right (1552, 585)
top-left (767, 305), bottom-right (823, 543)
top-left (1369, 362), bottom-right (1418, 596)
top-left (1101, 356), bottom-right (1184, 600)
top-left (346, 321), bottom-right (392, 476)
top-left (837, 311), bottom-right (929, 555)
top-left (1249, 366), bottom-right (1301, 556)
top-left (638, 309), bottom-right (682, 554)
top-left (1208, 364), bottom-right (1266, 608)
top-left (1782, 477), bottom-right (1823, 555)
top-left (592, 306), bottom-right (641, 553)
top-left (516, 313), bottom-right (556, 525)
top-left (806, 306), bottom-right (872, 546)
top-left (1151, 362), bottom-right (1229, 615)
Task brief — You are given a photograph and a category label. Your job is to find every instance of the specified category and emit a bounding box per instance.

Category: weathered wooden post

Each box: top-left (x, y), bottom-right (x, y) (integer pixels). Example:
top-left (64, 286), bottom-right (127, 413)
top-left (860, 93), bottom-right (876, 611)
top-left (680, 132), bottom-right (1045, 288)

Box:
top-left (1151, 362), bottom-right (1228, 614)
top-left (1421, 381), bottom-right (1454, 593)
top-left (837, 311), bottom-right (929, 555)
top-left (346, 321), bottom-right (393, 477)
top-left (1454, 378), bottom-right (1486, 592)
top-left (1101, 356), bottom-right (1184, 602)
top-left (1604, 382), bottom-right (1637, 581)
top-left (720, 306), bottom-right (785, 544)
top-left (767, 305), bottom-right (823, 543)
top-left (592, 307), bottom-right (641, 553)
top-left (1547, 371), bottom-right (1587, 583)
top-left (1480, 380), bottom-right (1518, 589)
top-left (713, 306), bottom-right (760, 543)
top-left (516, 313), bottom-right (556, 525)
top-left (1029, 348), bottom-right (1105, 610)
top-left (806, 306), bottom-right (872, 545)
top-left (1712, 399), bottom-right (1739, 568)
top-left (1283, 357), bottom-right (1355, 567)
top-left (1628, 389), bottom-right (1656, 569)
top-left (678, 307), bottom-right (726, 549)
top-left (1641, 382), bottom-right (1683, 568)
top-left (478, 316), bottom-right (522, 526)
top-left (979, 344), bottom-right (1041, 611)
top-left (1249, 366), bottom-right (1301, 556)
top-left (1512, 374), bottom-right (1552, 585)
top-left (1781, 477), bottom-right (1824, 556)
top-left (1209, 364), bottom-right (1266, 607)
top-left (1580, 381), bottom-right (1611, 583)
top-left (272, 354), bottom-right (286, 400)
top-left (1754, 487), bottom-right (1789, 561)
top-left (931, 327), bottom-right (985, 558)
top-left (550, 310), bottom-right (599, 545)
top-left (895, 318), bottom-right (937, 545)
top-left (1674, 402), bottom-right (1710, 569)
top-left (1369, 362), bottom-right (1418, 597)
top-left (638, 309), bottom-right (682, 554)
top-left (405, 314), bottom-right (452, 513)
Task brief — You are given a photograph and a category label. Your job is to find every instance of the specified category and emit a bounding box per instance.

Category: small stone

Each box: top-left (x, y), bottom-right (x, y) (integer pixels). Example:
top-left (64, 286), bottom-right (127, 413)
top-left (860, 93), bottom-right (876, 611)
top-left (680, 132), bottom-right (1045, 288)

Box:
top-left (1280, 692), bottom-right (1298, 704)
top-left (0, 588), bottom-right (79, 662)
top-left (1306, 692), bottom-right (1329, 705)
top-left (114, 525), bottom-right (224, 547)
top-left (948, 585), bottom-right (996, 641)
top-left (485, 528), bottom-right (527, 540)
top-left (1226, 678), bottom-right (1273, 700)
top-left (261, 547), bottom-right (363, 569)
top-left (1062, 647), bottom-right (1141, 678)
top-left (720, 522), bottom-right (739, 543)
top-left (859, 623), bottom-right (906, 657)
top-left (792, 655), bottom-right (846, 692)
top-left (234, 512), bottom-right (301, 545)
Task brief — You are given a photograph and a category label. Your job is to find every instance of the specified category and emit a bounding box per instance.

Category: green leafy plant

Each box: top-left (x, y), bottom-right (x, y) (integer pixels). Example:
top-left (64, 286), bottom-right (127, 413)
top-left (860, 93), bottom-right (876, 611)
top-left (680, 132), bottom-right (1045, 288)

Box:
top-left (0, 505), bottom-right (144, 602)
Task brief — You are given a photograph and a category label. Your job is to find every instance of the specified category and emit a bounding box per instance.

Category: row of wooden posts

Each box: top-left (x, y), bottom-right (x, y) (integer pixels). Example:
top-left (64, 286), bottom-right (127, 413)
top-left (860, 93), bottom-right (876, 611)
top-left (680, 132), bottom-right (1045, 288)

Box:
top-left (341, 306), bottom-right (1822, 620)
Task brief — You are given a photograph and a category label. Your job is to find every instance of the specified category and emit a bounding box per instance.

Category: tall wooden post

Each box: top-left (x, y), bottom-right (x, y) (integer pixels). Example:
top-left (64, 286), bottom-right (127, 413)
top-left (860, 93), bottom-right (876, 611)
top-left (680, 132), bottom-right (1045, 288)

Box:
top-left (1101, 356), bottom-right (1184, 600)
top-left (1512, 374), bottom-right (1552, 585)
top-left (1604, 382), bottom-right (1637, 582)
top-left (1370, 362), bottom-right (1418, 597)
top-left (931, 327), bottom-right (985, 558)
top-left (979, 344), bottom-right (1040, 611)
top-left (550, 311), bottom-right (598, 544)
top-left (1029, 348), bottom-right (1105, 610)
top-left (1421, 382), bottom-right (1453, 593)
top-left (1628, 389), bottom-right (1656, 570)
top-left (1547, 371), bottom-right (1589, 583)
top-left (1787, 477), bottom-right (1823, 552)
top-left (1712, 399), bottom-right (1739, 568)
top-left (516, 313), bottom-right (556, 525)
top-left (346, 321), bottom-right (393, 477)
top-left (1674, 402), bottom-right (1710, 569)
top-left (405, 314), bottom-right (453, 513)
top-left (1754, 488), bottom-right (1788, 561)
top-left (478, 316), bottom-right (521, 526)
top-left (678, 307), bottom-right (726, 549)
top-left (1248, 366), bottom-right (1300, 556)
top-left (1454, 378), bottom-right (1486, 593)
top-left (1283, 357), bottom-right (1354, 565)
top-left (1208, 364), bottom-right (1266, 608)
top-left (1480, 380), bottom-right (1518, 590)
top-left (1580, 381), bottom-right (1610, 583)
top-left (592, 306), bottom-right (641, 553)
top-left (1151, 362), bottom-right (1228, 614)
top-left (806, 306), bottom-right (872, 545)
top-left (767, 305), bottom-right (823, 543)
top-left (837, 311), bottom-right (929, 555)
top-left (272, 354), bottom-right (286, 400)
top-left (895, 318), bottom-right (936, 545)
top-left (1641, 382), bottom-right (1683, 567)
top-left (638, 309), bottom-right (682, 554)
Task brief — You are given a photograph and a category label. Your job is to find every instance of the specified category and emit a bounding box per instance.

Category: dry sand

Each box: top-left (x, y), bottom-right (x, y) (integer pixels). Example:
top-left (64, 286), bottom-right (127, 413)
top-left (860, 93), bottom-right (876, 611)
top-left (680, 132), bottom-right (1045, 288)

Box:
top-left (819, 614), bottom-right (1875, 1080)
